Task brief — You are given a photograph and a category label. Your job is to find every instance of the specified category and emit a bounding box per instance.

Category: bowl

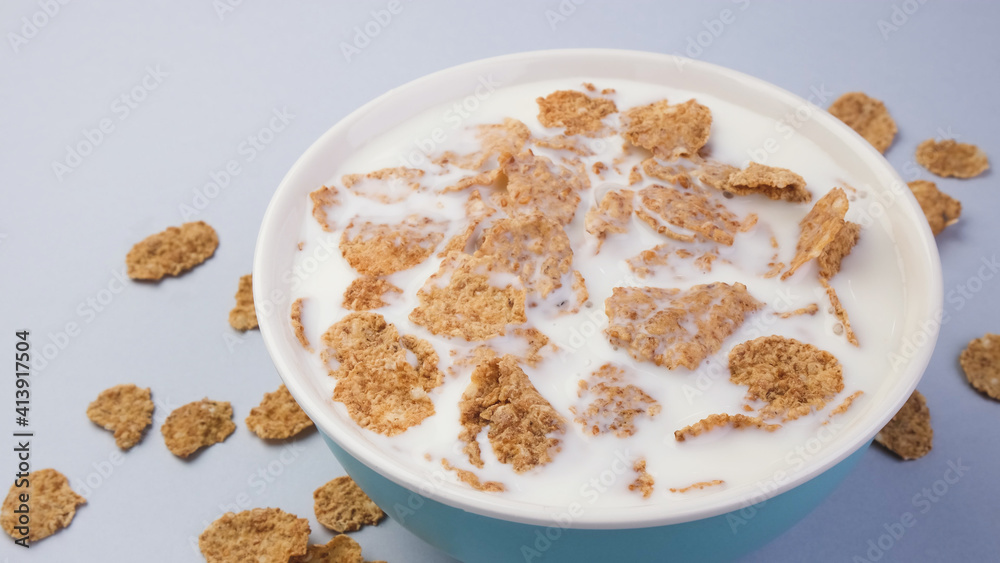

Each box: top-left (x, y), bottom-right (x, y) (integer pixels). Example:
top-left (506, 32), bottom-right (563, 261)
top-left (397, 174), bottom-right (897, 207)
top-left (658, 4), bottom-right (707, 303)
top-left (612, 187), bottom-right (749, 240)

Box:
top-left (254, 49), bottom-right (943, 562)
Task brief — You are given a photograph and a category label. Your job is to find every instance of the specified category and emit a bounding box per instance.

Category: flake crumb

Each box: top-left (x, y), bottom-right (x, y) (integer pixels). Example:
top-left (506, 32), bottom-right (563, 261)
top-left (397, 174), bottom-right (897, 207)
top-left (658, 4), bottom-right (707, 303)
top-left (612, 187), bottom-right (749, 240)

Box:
top-left (228, 274), bottom-right (258, 331)
top-left (778, 304), bottom-right (820, 318)
top-left (585, 189), bottom-right (634, 250)
top-left (310, 186), bottom-right (340, 231)
top-left (575, 364), bottom-right (660, 437)
top-left (628, 459), bottom-right (654, 498)
top-left (313, 476), bottom-right (385, 533)
top-left (674, 413), bottom-right (781, 442)
top-left (246, 384), bottom-right (314, 440)
top-left (343, 166), bottom-right (424, 203)
top-left (828, 390), bottom-right (864, 418)
top-left (821, 278), bottom-right (859, 346)
top-left (126, 221), bottom-right (218, 280)
top-left (86, 383), bottom-right (154, 450)
top-left (441, 459), bottom-right (506, 492)
top-left (875, 391), bottom-right (933, 460)
top-left (669, 480), bottom-right (725, 493)
top-left (291, 298), bottom-right (312, 352)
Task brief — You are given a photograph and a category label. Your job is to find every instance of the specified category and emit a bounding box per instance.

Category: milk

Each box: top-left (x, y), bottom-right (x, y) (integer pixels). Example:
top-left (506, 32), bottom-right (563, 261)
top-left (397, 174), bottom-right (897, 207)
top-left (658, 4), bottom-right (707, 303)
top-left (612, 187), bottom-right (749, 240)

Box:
top-left (290, 78), bottom-right (906, 512)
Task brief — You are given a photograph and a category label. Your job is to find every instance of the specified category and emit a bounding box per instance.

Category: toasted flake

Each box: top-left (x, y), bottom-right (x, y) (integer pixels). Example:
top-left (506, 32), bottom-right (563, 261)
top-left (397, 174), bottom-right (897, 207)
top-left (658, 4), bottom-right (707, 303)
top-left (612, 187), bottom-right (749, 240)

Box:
top-left (575, 364), bottom-right (660, 437)
top-left (441, 459), bottom-right (505, 492)
top-left (228, 274), bottom-right (258, 331)
top-left (828, 92), bottom-right (897, 153)
top-left (585, 189), bottom-right (634, 251)
top-left (817, 221), bottom-right (861, 279)
top-left (828, 390), bottom-right (864, 418)
top-left (960, 334), bottom-right (1000, 400)
top-left (821, 278), bottom-right (859, 346)
top-left (669, 480), bottom-right (725, 493)
top-left (340, 215), bottom-right (445, 276)
top-left (321, 312), bottom-right (442, 435)
top-left (199, 508), bottom-right (309, 563)
top-left (695, 161), bottom-right (739, 192)
top-left (86, 384), bottom-right (154, 450)
top-left (536, 90), bottom-right (617, 136)
top-left (778, 304), bottom-right (819, 318)
top-left (605, 283), bottom-right (763, 370)
top-left (310, 186), bottom-right (340, 231)
top-left (782, 188), bottom-right (850, 280)
top-left (726, 162), bottom-right (812, 203)
top-left (674, 413), bottom-right (781, 441)
top-left (533, 135), bottom-right (595, 155)
top-left (161, 399), bottom-right (236, 458)
top-left (916, 139), bottom-right (989, 179)
top-left (1, 469), bottom-right (85, 543)
top-left (459, 355), bottom-right (565, 472)
top-left (875, 391), bottom-right (933, 460)
top-left (729, 336), bottom-right (844, 421)
top-left (636, 184), bottom-right (753, 246)
top-left (342, 277), bottom-right (402, 311)
top-left (342, 167), bottom-right (424, 203)
top-left (623, 99), bottom-right (712, 159)
top-left (908, 180), bottom-right (962, 235)
top-left (641, 158), bottom-right (693, 187)
top-left (126, 221), bottom-right (218, 280)
top-left (289, 535), bottom-right (374, 563)
top-left (436, 118), bottom-right (531, 171)
top-left (502, 151), bottom-right (586, 225)
top-left (626, 243), bottom-right (722, 277)
top-left (246, 384), bottom-right (314, 440)
top-left (291, 298), bottom-right (312, 352)
top-left (313, 476), bottom-right (385, 533)
top-left (410, 253), bottom-right (527, 341)
top-left (628, 459), bottom-right (654, 498)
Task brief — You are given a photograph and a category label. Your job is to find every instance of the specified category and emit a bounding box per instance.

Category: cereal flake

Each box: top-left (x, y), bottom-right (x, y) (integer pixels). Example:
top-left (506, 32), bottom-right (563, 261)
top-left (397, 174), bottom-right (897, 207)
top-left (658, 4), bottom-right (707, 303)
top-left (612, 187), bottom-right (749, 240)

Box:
top-left (291, 297), bottom-right (312, 352)
top-left (575, 364), bottom-right (661, 437)
top-left (86, 383), bottom-right (154, 450)
top-left (628, 459), bottom-right (654, 498)
top-left (161, 399), bottom-right (236, 458)
top-left (827, 92), bottom-right (897, 153)
top-left (340, 215), bottom-right (445, 276)
top-left (536, 90), bottom-right (617, 136)
top-left (782, 187), bottom-right (850, 280)
top-left (246, 384), bottom-right (314, 440)
top-left (915, 139), bottom-right (989, 179)
top-left (126, 221), bottom-right (218, 280)
top-left (310, 186), bottom-right (340, 231)
top-left (623, 99), bottom-right (712, 159)
top-left (674, 413), bottom-right (781, 442)
top-left (908, 180), bottom-right (961, 235)
top-left (726, 162), bottom-right (812, 203)
top-left (960, 334), bottom-right (1000, 400)
top-left (441, 459), bottom-right (506, 492)
top-left (1, 469), bottom-right (86, 543)
top-left (875, 390), bottom-right (933, 460)
top-left (199, 508), bottom-right (309, 563)
top-left (636, 184), bottom-right (754, 246)
top-left (228, 274), bottom-right (258, 331)
top-left (342, 167), bottom-right (424, 204)
top-left (585, 189), bottom-right (634, 250)
top-left (342, 277), bottom-right (403, 311)
top-left (313, 476), bottom-right (385, 533)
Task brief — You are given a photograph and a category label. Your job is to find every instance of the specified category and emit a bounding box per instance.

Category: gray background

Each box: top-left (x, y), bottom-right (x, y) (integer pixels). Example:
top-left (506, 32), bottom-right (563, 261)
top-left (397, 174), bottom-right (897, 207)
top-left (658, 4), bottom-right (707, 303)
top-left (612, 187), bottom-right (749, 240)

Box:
top-left (1, 1), bottom-right (998, 561)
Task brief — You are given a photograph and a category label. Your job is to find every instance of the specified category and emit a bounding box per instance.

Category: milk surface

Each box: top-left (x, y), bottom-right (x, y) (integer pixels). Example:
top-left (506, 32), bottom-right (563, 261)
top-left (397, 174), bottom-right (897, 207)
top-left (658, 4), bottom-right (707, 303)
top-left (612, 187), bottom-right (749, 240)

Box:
top-left (290, 78), bottom-right (906, 512)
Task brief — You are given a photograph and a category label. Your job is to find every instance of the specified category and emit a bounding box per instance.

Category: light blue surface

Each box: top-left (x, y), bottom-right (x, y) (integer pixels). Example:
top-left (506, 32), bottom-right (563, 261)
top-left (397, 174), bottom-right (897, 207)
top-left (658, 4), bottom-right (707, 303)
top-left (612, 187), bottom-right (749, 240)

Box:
top-left (325, 434), bottom-right (871, 563)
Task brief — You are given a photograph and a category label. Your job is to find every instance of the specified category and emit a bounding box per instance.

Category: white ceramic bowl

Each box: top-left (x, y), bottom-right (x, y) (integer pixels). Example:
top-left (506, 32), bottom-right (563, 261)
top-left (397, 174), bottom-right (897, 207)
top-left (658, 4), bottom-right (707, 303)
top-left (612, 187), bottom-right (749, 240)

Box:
top-left (254, 49), bottom-right (942, 562)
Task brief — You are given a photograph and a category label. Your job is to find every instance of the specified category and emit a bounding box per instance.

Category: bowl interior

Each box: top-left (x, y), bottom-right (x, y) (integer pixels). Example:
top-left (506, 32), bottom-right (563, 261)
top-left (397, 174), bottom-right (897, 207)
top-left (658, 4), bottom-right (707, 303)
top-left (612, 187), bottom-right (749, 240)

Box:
top-left (254, 48), bottom-right (942, 528)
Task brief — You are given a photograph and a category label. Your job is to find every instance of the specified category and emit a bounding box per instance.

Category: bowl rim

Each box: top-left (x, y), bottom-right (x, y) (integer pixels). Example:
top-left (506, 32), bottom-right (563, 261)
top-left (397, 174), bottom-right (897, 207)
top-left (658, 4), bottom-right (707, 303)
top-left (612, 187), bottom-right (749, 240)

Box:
top-left (254, 48), bottom-right (943, 529)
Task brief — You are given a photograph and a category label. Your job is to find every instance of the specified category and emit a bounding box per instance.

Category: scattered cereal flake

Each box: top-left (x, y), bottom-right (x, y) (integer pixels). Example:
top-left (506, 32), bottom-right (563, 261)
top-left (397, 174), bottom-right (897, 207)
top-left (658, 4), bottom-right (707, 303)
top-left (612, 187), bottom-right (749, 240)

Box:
top-left (321, 312), bottom-right (443, 435)
top-left (459, 355), bottom-right (565, 472)
top-left (628, 165), bottom-right (642, 185)
top-left (726, 162), bottom-right (812, 203)
top-left (623, 99), bottom-right (712, 159)
top-left (410, 252), bottom-right (527, 341)
top-left (534, 135), bottom-right (596, 155)
top-left (778, 304), bottom-right (819, 318)
top-left (313, 476), bottom-right (385, 533)
top-left (502, 151), bottom-right (587, 225)
top-left (291, 298), bottom-right (312, 353)
top-left (908, 180), bottom-right (962, 235)
top-left (641, 158), bottom-right (693, 187)
top-left (959, 334), bottom-right (1000, 400)
top-left (915, 139), bottom-right (989, 179)
top-left (436, 119), bottom-right (531, 171)
top-left (342, 277), bottom-right (403, 311)
top-left (228, 274), bottom-right (258, 331)
top-left (536, 90), bottom-right (617, 136)
top-left (86, 384), bottom-right (154, 450)
top-left (605, 283), bottom-right (763, 370)
top-left (510, 327), bottom-right (554, 367)
top-left (161, 399), bottom-right (236, 458)
top-left (695, 161), bottom-right (739, 192)
top-left (636, 184), bottom-right (753, 246)
top-left (199, 508), bottom-right (309, 563)
top-left (438, 190), bottom-right (497, 256)
top-left (585, 189), bottom-right (634, 250)
top-left (1, 469), bottom-right (86, 543)
top-left (875, 391), bottom-right (933, 460)
top-left (340, 215), bottom-right (445, 276)
top-left (246, 384), bottom-right (314, 440)
top-left (729, 336), bottom-right (844, 421)
top-left (342, 167), bottom-right (424, 203)
top-left (575, 364), bottom-right (661, 437)
top-left (817, 221), bottom-right (861, 279)
top-left (626, 243), bottom-right (722, 277)
top-left (126, 221), bottom-right (218, 280)
top-left (442, 167), bottom-right (504, 193)
top-left (628, 459), bottom-right (654, 498)
top-left (828, 92), bottom-right (897, 153)
top-left (593, 161), bottom-right (607, 176)
top-left (828, 390), bottom-right (864, 418)
top-left (289, 535), bottom-right (378, 563)
top-left (674, 414), bottom-right (781, 442)
top-left (821, 278), bottom-right (859, 346)
top-left (669, 480), bottom-right (725, 493)
top-left (310, 186), bottom-right (340, 231)
top-left (441, 459), bottom-right (506, 492)
top-left (781, 187), bottom-right (850, 280)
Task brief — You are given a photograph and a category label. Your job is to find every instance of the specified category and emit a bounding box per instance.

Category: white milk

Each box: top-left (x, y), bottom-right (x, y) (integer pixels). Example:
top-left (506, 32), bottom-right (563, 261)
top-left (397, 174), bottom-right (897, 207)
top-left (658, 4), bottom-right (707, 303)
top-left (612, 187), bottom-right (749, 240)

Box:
top-left (291, 78), bottom-right (905, 510)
